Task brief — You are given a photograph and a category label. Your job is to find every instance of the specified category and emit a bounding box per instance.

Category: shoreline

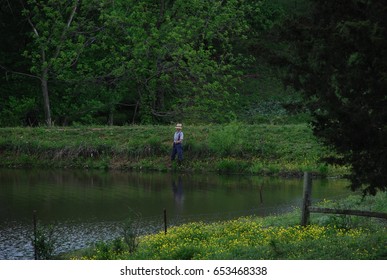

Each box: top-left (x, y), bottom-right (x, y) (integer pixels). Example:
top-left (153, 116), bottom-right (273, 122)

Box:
top-left (0, 124), bottom-right (348, 177)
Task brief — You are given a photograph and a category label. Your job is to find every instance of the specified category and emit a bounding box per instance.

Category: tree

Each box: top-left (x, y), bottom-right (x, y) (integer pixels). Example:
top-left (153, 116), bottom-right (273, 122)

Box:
top-left (0, 1), bottom-right (40, 126)
top-left (286, 0), bottom-right (387, 195)
top-left (9, 0), bottom-right (115, 126)
top-left (97, 0), bottom-right (253, 123)
top-left (19, 0), bottom-right (84, 126)
top-left (1, 0), bottom-right (286, 125)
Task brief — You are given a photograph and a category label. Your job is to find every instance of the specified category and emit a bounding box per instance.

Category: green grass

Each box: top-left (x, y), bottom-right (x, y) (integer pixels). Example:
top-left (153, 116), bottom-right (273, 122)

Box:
top-left (65, 193), bottom-right (387, 260)
top-left (0, 124), bottom-right (346, 176)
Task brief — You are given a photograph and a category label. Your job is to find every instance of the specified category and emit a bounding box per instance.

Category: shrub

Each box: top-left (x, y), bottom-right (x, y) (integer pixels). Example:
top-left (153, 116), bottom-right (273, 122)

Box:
top-left (207, 123), bottom-right (245, 156)
top-left (32, 224), bottom-right (56, 260)
top-left (145, 136), bottom-right (163, 155)
top-left (121, 217), bottom-right (140, 254)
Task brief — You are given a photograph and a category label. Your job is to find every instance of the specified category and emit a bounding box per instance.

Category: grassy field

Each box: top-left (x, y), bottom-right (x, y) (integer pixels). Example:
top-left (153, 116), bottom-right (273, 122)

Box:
top-left (0, 123), bottom-right (346, 177)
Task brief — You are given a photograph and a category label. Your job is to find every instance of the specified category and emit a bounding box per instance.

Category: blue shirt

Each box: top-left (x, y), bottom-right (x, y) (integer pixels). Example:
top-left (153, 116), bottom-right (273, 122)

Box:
top-left (174, 131), bottom-right (184, 143)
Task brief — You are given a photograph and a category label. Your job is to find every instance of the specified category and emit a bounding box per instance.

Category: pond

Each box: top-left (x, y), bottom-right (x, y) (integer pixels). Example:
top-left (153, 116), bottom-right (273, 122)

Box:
top-left (0, 169), bottom-right (351, 259)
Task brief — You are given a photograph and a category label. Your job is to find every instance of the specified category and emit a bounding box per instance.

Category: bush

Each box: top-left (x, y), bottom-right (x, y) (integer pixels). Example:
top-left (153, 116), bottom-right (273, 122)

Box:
top-left (121, 217), bottom-right (140, 254)
top-left (0, 96), bottom-right (40, 127)
top-left (207, 123), bottom-right (245, 156)
top-left (32, 224), bottom-right (56, 260)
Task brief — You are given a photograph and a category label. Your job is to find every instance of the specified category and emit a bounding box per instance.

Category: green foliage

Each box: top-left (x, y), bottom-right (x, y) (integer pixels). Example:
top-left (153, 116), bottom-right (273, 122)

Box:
top-left (0, 0), bottom-right (288, 125)
top-left (113, 0), bottom-right (252, 123)
top-left (144, 136), bottom-right (165, 155)
top-left (0, 96), bottom-right (39, 126)
top-left (314, 193), bottom-right (387, 230)
top-left (284, 0), bottom-right (387, 195)
top-left (93, 241), bottom-right (114, 260)
top-left (79, 219), bottom-right (386, 260)
top-left (207, 123), bottom-right (245, 156)
top-left (66, 192), bottom-right (387, 260)
top-left (216, 158), bottom-right (249, 174)
top-left (32, 224), bottom-right (56, 260)
top-left (76, 213), bottom-right (142, 260)
top-left (121, 214), bottom-right (141, 254)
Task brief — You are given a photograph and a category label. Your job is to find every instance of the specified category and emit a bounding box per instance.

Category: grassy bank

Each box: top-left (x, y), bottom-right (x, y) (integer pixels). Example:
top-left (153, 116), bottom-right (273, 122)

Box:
top-left (0, 123), bottom-right (346, 177)
top-left (65, 193), bottom-right (387, 260)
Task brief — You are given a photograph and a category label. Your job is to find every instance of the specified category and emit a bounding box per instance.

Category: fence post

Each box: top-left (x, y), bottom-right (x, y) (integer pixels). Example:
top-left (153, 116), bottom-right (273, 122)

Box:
top-left (164, 208), bottom-right (167, 234)
top-left (301, 172), bottom-right (312, 226)
top-left (33, 210), bottom-right (38, 260)
top-left (259, 185), bottom-right (263, 204)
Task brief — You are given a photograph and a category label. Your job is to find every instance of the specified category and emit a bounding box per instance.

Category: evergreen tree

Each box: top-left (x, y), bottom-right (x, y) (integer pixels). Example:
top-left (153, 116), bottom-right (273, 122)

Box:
top-left (286, 0), bottom-right (387, 195)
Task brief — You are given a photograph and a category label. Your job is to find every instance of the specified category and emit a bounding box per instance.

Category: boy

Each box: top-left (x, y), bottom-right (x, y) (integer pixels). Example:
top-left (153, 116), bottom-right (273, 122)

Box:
top-left (171, 123), bottom-right (184, 164)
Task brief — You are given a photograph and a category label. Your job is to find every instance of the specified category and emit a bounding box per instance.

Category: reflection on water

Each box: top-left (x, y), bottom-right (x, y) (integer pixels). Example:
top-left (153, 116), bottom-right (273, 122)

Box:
top-left (172, 176), bottom-right (184, 214)
top-left (0, 169), bottom-right (350, 259)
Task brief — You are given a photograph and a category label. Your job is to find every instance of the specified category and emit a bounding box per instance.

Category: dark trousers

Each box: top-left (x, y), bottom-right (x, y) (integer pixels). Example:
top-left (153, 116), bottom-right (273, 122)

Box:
top-left (171, 143), bottom-right (183, 162)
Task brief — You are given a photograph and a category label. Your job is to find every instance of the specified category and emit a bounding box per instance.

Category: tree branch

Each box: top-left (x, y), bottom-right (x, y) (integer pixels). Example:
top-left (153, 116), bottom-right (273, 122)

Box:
top-left (0, 64), bottom-right (41, 81)
top-left (66, 0), bottom-right (79, 29)
top-left (19, 0), bottom-right (39, 37)
top-left (151, 108), bottom-right (177, 117)
top-left (52, 0), bottom-right (80, 61)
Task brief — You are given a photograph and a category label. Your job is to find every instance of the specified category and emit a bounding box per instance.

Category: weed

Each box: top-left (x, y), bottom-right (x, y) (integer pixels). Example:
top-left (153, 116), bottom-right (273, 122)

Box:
top-left (32, 224), bottom-right (56, 260)
top-left (112, 238), bottom-right (125, 254)
top-left (169, 245), bottom-right (201, 260)
top-left (207, 123), bottom-right (245, 156)
top-left (121, 216), bottom-right (141, 254)
top-left (94, 241), bottom-right (112, 260)
top-left (217, 158), bottom-right (249, 173)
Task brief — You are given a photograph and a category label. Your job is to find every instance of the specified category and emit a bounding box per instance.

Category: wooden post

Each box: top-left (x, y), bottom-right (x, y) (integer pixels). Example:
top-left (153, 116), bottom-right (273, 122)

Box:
top-left (259, 185), bottom-right (263, 204)
top-left (301, 172), bottom-right (312, 226)
top-left (33, 210), bottom-right (38, 260)
top-left (164, 208), bottom-right (167, 234)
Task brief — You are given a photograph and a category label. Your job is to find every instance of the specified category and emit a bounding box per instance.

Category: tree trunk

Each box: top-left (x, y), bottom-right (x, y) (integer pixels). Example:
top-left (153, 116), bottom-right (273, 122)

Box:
top-left (155, 59), bottom-right (165, 111)
top-left (155, 86), bottom-right (165, 111)
top-left (41, 68), bottom-right (52, 127)
top-left (108, 106), bottom-right (114, 126)
top-left (132, 101), bottom-right (139, 124)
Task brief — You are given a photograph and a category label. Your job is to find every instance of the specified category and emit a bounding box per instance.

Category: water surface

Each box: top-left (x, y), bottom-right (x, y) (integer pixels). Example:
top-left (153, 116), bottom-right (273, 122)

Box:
top-left (0, 169), bottom-right (350, 259)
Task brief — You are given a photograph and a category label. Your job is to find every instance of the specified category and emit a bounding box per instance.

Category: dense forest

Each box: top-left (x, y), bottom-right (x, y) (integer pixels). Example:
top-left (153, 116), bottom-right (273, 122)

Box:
top-left (1, 0), bottom-right (386, 195)
top-left (0, 0), bottom-right (306, 126)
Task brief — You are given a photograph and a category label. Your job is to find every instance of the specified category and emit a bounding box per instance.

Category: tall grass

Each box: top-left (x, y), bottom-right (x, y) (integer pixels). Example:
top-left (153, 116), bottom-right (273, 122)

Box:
top-left (0, 124), bottom-right (343, 176)
top-left (207, 123), bottom-right (245, 156)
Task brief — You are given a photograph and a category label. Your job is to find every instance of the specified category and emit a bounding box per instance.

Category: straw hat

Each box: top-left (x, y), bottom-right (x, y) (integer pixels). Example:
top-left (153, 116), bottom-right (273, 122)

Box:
top-left (175, 123), bottom-right (183, 129)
